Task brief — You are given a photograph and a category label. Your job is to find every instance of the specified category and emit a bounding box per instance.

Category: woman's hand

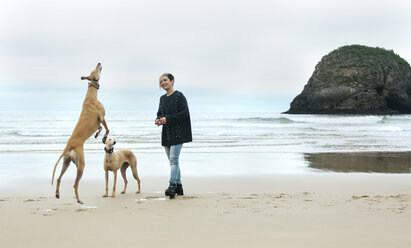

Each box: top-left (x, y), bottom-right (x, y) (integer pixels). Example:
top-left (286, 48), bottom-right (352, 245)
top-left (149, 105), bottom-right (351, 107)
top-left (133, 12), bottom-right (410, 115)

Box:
top-left (155, 117), bottom-right (167, 126)
top-left (159, 117), bottom-right (167, 125)
top-left (155, 119), bottom-right (161, 126)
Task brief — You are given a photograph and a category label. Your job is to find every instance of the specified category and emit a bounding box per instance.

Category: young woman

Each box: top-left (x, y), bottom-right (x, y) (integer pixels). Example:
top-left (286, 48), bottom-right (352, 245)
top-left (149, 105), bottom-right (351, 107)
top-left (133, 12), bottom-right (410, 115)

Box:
top-left (155, 73), bottom-right (192, 199)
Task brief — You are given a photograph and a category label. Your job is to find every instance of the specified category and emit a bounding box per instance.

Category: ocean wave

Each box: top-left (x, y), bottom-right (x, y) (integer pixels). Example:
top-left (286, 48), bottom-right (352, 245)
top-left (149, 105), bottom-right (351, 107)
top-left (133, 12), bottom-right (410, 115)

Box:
top-left (286, 115), bottom-right (384, 124)
top-left (381, 115), bottom-right (411, 124)
top-left (232, 115), bottom-right (387, 125)
top-left (234, 117), bottom-right (295, 124)
top-left (4, 130), bottom-right (66, 138)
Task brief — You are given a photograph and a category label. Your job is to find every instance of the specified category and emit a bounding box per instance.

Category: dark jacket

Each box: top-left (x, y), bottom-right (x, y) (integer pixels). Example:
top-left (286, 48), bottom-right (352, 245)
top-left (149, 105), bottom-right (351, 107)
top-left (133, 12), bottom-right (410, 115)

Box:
top-left (156, 90), bottom-right (192, 147)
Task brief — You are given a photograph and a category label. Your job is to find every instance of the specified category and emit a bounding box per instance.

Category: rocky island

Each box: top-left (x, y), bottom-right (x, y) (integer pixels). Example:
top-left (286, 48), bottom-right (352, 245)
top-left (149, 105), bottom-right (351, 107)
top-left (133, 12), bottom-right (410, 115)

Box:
top-left (285, 45), bottom-right (411, 114)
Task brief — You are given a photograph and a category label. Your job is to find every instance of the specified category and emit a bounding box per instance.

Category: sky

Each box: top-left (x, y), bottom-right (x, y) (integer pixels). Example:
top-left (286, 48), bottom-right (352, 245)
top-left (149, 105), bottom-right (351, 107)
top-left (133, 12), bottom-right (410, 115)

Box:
top-left (1, 0), bottom-right (410, 112)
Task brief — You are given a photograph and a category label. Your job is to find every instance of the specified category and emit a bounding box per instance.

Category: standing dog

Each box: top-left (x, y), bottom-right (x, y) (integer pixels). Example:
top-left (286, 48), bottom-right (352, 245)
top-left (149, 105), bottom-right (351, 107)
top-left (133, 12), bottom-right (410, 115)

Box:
top-left (51, 63), bottom-right (109, 204)
top-left (103, 138), bottom-right (141, 197)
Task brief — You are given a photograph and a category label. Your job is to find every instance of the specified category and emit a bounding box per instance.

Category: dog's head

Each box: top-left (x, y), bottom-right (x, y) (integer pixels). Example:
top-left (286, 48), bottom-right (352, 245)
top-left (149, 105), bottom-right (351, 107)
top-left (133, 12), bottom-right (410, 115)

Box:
top-left (104, 138), bottom-right (116, 149)
top-left (81, 63), bottom-right (102, 82)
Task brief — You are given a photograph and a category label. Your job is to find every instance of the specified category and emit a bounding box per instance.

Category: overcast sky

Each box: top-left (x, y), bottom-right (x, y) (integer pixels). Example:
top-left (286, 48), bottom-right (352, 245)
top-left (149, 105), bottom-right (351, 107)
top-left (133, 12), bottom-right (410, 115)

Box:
top-left (1, 0), bottom-right (410, 112)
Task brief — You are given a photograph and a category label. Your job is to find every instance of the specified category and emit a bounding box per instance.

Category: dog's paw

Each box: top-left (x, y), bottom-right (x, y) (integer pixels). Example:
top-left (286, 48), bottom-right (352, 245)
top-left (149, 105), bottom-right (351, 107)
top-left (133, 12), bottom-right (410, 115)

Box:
top-left (102, 194), bottom-right (108, 198)
top-left (121, 191), bottom-right (126, 194)
top-left (102, 136), bottom-right (107, 143)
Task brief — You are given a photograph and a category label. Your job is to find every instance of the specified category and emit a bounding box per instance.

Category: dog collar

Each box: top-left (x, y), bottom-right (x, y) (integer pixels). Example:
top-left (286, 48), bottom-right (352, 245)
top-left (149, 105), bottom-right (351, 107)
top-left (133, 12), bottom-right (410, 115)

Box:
top-left (88, 81), bottom-right (100, 89)
top-left (104, 147), bottom-right (113, 154)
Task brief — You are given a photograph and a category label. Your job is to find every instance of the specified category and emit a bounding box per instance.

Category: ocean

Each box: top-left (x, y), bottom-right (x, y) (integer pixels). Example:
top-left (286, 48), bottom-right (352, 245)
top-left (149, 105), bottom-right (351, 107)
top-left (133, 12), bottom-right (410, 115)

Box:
top-left (1, 111), bottom-right (411, 181)
top-left (2, 111), bottom-right (411, 153)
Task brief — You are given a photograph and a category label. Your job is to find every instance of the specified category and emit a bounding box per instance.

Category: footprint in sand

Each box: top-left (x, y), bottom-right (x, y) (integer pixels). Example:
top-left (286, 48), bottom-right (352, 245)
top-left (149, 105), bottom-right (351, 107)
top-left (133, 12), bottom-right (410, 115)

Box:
top-left (352, 195), bottom-right (370, 200)
top-left (274, 193), bottom-right (288, 199)
top-left (241, 196), bottom-right (255, 200)
top-left (388, 194), bottom-right (408, 199)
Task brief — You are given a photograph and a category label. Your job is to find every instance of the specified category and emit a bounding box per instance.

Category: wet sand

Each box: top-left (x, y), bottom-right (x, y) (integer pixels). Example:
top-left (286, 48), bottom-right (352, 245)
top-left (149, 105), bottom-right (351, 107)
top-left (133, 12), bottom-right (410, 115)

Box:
top-left (305, 151), bottom-right (411, 173)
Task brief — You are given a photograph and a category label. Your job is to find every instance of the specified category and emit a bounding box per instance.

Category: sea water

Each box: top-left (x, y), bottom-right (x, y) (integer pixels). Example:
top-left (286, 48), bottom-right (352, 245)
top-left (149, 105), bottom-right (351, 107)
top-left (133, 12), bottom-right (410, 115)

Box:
top-left (1, 111), bottom-right (411, 180)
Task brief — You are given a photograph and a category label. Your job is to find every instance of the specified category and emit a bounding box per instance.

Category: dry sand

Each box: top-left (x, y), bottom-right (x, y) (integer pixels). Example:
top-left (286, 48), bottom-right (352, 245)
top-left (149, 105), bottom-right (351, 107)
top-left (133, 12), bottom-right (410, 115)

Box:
top-left (1, 174), bottom-right (411, 248)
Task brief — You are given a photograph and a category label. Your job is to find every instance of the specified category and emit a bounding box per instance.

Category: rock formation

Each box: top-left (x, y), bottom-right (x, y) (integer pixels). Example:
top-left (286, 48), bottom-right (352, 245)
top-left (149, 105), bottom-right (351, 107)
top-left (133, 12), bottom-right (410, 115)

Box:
top-left (285, 45), bottom-right (411, 114)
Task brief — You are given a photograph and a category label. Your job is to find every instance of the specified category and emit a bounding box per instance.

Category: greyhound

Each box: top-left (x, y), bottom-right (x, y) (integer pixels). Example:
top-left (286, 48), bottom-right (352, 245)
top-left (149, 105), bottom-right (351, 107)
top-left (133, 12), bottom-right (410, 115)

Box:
top-left (51, 63), bottom-right (109, 204)
top-left (103, 138), bottom-right (141, 197)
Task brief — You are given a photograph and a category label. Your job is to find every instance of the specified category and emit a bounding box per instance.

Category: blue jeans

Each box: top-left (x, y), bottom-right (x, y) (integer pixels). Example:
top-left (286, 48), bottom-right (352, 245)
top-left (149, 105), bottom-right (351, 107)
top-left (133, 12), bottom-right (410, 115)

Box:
top-left (164, 144), bottom-right (183, 185)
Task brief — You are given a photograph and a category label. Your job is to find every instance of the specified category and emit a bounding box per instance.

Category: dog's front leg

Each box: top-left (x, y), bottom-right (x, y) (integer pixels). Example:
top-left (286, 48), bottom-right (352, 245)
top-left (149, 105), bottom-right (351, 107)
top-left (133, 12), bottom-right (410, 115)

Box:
top-left (95, 126), bottom-right (102, 139)
top-left (111, 170), bottom-right (117, 197)
top-left (99, 113), bottom-right (109, 143)
top-left (103, 170), bottom-right (109, 197)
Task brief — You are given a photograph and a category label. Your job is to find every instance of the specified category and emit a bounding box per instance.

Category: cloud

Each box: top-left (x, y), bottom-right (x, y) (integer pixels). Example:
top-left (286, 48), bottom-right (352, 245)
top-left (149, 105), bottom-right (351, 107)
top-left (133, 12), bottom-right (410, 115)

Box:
top-left (1, 0), bottom-right (410, 111)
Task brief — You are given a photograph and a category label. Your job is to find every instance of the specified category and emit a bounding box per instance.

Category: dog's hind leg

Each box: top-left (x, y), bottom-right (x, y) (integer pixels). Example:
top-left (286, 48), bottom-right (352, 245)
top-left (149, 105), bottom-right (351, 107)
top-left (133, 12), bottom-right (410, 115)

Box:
top-left (55, 157), bottom-right (71, 199)
top-left (130, 160), bottom-right (141, 194)
top-left (73, 148), bottom-right (85, 204)
top-left (120, 163), bottom-right (128, 194)
top-left (94, 125), bottom-right (102, 138)
top-left (74, 167), bottom-right (84, 204)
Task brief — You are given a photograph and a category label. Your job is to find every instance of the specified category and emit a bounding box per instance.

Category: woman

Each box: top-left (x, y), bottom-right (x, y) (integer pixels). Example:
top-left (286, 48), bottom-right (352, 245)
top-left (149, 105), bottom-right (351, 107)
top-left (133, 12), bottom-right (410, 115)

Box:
top-left (155, 73), bottom-right (192, 199)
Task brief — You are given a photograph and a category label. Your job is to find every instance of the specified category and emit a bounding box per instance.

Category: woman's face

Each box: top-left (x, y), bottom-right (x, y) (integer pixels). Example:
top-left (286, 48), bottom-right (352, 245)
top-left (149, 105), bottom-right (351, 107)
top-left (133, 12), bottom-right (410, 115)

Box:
top-left (160, 76), bottom-right (173, 91)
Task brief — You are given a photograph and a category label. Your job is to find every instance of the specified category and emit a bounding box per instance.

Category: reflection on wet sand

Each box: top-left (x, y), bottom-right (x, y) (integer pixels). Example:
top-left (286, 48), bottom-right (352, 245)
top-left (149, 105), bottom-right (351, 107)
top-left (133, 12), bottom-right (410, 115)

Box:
top-left (305, 152), bottom-right (411, 173)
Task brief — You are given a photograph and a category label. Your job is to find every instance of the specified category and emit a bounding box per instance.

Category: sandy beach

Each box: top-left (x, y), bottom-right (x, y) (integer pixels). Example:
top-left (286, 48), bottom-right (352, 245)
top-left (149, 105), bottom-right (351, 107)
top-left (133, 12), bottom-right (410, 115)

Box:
top-left (2, 0), bottom-right (411, 245)
top-left (1, 168), bottom-right (411, 248)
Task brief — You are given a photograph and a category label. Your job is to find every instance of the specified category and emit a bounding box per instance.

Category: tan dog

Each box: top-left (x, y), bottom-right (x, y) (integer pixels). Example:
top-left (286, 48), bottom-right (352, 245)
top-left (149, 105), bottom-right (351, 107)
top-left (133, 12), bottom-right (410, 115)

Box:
top-left (51, 63), bottom-right (109, 204)
top-left (103, 138), bottom-right (141, 197)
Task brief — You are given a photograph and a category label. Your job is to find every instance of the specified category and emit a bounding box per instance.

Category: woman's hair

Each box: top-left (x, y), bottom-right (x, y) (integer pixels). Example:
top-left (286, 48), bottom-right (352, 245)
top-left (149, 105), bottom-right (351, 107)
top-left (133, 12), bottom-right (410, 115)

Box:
top-left (159, 73), bottom-right (174, 87)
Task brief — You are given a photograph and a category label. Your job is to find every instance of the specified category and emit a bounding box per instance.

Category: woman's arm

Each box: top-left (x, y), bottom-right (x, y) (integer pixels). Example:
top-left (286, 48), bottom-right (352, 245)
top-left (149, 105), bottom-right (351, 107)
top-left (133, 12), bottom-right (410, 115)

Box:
top-left (165, 93), bottom-right (189, 125)
top-left (155, 96), bottom-right (163, 125)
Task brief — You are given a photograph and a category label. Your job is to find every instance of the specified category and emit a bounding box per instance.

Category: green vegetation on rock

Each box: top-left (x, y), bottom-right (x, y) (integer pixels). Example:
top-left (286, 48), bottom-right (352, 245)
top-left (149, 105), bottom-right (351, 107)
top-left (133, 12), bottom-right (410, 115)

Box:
top-left (285, 45), bottom-right (411, 114)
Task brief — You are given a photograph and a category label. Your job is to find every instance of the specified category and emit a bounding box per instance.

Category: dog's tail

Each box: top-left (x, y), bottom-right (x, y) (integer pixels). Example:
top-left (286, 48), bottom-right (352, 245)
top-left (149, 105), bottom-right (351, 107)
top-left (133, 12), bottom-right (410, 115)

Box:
top-left (51, 149), bottom-right (68, 185)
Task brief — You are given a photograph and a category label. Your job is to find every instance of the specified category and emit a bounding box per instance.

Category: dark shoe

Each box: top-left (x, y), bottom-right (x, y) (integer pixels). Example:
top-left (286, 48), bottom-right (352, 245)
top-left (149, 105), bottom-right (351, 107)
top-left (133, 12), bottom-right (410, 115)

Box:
top-left (176, 184), bottom-right (184, 196)
top-left (165, 183), bottom-right (177, 199)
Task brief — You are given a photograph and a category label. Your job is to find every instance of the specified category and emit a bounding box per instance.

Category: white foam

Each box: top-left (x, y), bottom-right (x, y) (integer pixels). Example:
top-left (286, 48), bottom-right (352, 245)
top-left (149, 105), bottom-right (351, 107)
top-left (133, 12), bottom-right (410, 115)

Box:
top-left (151, 197), bottom-right (168, 201)
top-left (81, 206), bottom-right (97, 209)
top-left (287, 115), bottom-right (383, 124)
